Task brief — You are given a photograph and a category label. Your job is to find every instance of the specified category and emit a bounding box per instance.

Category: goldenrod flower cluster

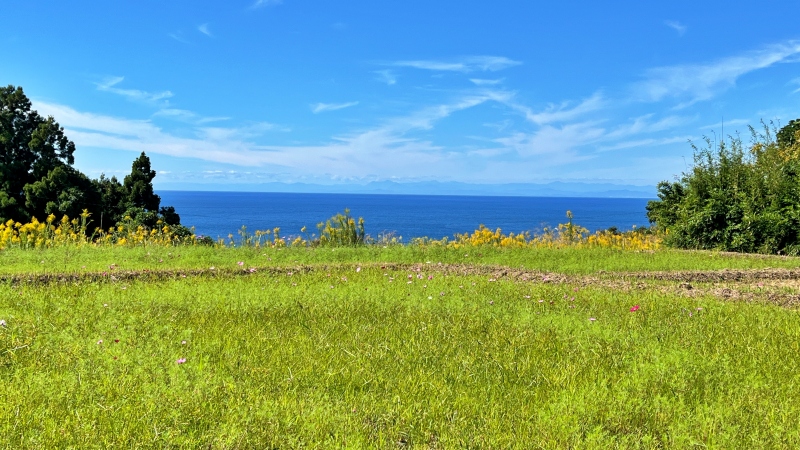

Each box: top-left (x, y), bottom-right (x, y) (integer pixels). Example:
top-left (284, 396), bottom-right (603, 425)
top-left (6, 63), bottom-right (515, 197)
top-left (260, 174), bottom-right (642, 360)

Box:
top-left (0, 211), bottom-right (198, 249)
top-left (411, 211), bottom-right (662, 251)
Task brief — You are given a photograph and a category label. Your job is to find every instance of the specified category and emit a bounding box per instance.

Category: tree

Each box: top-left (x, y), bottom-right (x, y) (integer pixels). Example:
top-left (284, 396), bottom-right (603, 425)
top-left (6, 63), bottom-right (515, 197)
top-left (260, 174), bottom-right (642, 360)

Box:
top-left (0, 84), bottom-right (186, 235)
top-left (23, 165), bottom-right (100, 221)
top-left (0, 85), bottom-right (76, 222)
top-left (124, 152), bottom-right (161, 212)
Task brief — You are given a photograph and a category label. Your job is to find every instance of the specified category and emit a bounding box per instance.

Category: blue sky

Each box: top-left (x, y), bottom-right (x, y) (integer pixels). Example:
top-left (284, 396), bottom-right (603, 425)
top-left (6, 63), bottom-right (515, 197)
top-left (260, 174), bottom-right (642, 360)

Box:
top-left (3, 1), bottom-right (800, 192)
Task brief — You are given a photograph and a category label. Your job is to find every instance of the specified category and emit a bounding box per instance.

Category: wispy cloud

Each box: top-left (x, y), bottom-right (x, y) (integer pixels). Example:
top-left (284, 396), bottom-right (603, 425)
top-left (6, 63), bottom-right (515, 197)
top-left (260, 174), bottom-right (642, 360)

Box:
top-left (598, 136), bottom-right (692, 152)
top-left (390, 56), bottom-right (521, 73)
top-left (251, 0), bottom-right (282, 8)
top-left (633, 40), bottom-right (800, 106)
top-left (374, 70), bottom-right (397, 85)
top-left (790, 77), bottom-right (800, 94)
top-left (153, 108), bottom-right (230, 125)
top-left (509, 92), bottom-right (605, 125)
top-left (664, 20), bottom-right (687, 36)
top-left (95, 77), bottom-right (173, 104)
top-left (168, 32), bottom-right (189, 44)
top-left (198, 23), bottom-right (212, 37)
top-left (470, 78), bottom-right (503, 86)
top-left (311, 101), bottom-right (359, 113)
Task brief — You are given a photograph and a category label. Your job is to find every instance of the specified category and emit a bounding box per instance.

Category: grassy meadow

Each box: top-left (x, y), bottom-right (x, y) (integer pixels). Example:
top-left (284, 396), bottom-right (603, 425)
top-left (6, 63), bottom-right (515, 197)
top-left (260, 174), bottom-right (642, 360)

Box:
top-left (2, 243), bottom-right (800, 448)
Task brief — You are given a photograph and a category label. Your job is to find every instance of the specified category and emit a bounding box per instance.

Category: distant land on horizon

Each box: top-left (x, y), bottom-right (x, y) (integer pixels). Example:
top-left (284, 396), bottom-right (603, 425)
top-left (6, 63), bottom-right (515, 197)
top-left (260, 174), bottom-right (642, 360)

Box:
top-left (154, 181), bottom-right (657, 199)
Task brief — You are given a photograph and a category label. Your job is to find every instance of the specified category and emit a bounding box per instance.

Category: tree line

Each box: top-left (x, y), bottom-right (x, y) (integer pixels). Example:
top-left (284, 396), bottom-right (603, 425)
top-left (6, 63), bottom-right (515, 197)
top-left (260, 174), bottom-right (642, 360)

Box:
top-left (0, 85), bottom-right (186, 234)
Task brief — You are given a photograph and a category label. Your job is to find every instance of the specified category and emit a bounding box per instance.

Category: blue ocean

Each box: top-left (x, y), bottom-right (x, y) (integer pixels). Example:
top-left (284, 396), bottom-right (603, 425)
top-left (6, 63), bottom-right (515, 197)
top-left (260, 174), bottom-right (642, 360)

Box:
top-left (157, 191), bottom-right (654, 241)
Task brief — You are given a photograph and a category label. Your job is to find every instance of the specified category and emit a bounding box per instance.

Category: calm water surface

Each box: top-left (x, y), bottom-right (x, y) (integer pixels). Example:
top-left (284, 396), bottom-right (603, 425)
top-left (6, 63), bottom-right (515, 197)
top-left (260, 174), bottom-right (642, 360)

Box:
top-left (158, 191), bottom-right (654, 240)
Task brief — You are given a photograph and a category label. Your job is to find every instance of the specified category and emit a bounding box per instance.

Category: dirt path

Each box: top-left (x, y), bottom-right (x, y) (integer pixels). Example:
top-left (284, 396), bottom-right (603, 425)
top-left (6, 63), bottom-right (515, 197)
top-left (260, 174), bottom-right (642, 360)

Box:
top-left (3, 262), bottom-right (799, 307)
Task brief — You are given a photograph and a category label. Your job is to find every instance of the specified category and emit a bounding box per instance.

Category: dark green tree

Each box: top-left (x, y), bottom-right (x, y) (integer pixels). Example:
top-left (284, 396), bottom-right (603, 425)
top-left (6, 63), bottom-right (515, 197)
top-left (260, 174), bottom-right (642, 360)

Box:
top-left (23, 165), bottom-right (100, 221)
top-left (777, 119), bottom-right (800, 149)
top-left (0, 84), bottom-right (186, 235)
top-left (92, 174), bottom-right (129, 229)
top-left (0, 85), bottom-right (76, 222)
top-left (124, 152), bottom-right (161, 212)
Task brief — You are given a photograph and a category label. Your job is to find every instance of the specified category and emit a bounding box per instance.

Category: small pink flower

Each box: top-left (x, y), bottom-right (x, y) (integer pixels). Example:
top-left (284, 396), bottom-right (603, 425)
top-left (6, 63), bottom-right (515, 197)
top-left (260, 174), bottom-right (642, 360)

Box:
top-left (428, 275), bottom-right (433, 280)
top-left (237, 261), bottom-right (244, 266)
top-left (356, 267), bottom-right (361, 272)
top-left (176, 358), bottom-right (186, 364)
top-left (0, 319), bottom-right (6, 327)
top-left (249, 268), bottom-right (256, 273)
top-left (97, 339), bottom-right (103, 345)
top-left (181, 340), bottom-right (187, 345)
top-left (589, 317), bottom-right (596, 322)
top-left (630, 305), bottom-right (640, 312)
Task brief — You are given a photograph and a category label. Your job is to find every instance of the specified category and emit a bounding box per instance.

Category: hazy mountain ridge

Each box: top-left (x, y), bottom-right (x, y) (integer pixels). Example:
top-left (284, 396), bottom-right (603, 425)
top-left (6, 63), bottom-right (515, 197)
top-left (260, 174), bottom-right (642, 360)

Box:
top-left (155, 181), bottom-right (656, 198)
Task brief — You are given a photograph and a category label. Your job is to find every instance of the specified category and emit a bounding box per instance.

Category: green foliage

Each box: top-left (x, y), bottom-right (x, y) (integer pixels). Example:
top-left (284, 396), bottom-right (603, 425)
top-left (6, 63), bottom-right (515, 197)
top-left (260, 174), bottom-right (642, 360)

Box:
top-left (124, 152), bottom-right (161, 212)
top-left (0, 85), bottom-right (76, 222)
top-left (316, 208), bottom-right (366, 246)
top-left (23, 165), bottom-right (100, 221)
top-left (0, 85), bottom-right (182, 233)
top-left (647, 121), bottom-right (800, 254)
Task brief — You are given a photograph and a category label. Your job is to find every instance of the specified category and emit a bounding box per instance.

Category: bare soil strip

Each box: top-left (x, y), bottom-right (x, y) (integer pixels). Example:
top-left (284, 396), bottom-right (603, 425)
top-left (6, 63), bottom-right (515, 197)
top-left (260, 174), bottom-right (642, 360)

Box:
top-left (3, 263), bottom-right (799, 307)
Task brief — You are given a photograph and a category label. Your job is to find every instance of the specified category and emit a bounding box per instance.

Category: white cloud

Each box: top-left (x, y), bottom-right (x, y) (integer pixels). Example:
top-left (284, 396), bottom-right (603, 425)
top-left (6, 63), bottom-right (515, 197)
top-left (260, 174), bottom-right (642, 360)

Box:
top-left (664, 20), bottom-right (687, 36)
top-left (790, 77), bottom-right (800, 94)
top-left (633, 40), bottom-right (800, 105)
top-left (509, 92), bottom-right (605, 125)
top-left (390, 56), bottom-right (521, 73)
top-left (198, 24), bottom-right (212, 37)
top-left (598, 136), bottom-right (692, 152)
top-left (698, 118), bottom-right (751, 130)
top-left (252, 0), bottom-right (282, 8)
top-left (470, 78), bottom-right (503, 86)
top-left (96, 77), bottom-right (173, 104)
top-left (152, 108), bottom-right (230, 124)
top-left (311, 101), bottom-right (359, 113)
top-left (494, 122), bottom-right (605, 159)
top-left (374, 70), bottom-right (397, 85)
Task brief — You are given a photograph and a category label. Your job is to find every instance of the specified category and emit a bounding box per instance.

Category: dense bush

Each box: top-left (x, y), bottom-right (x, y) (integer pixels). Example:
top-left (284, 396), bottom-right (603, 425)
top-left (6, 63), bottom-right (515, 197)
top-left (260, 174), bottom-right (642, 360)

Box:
top-left (647, 121), bottom-right (800, 254)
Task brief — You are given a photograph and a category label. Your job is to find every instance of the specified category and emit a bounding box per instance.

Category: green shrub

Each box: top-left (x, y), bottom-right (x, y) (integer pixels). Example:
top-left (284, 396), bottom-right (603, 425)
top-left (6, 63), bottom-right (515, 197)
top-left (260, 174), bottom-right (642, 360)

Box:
top-left (316, 209), bottom-right (366, 247)
top-left (647, 121), bottom-right (800, 254)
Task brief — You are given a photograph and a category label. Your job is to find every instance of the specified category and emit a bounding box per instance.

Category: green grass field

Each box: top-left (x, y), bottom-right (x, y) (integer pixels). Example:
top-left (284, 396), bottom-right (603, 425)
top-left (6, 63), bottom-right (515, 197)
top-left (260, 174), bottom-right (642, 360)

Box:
top-left (2, 245), bottom-right (800, 448)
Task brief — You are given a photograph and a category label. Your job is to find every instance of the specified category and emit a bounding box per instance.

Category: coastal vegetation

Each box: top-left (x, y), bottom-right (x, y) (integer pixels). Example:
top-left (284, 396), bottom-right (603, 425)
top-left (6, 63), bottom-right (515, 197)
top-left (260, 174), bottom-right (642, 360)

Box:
top-left (0, 85), bottom-right (185, 235)
top-left (647, 120), bottom-right (800, 255)
top-left (3, 84), bottom-right (800, 446)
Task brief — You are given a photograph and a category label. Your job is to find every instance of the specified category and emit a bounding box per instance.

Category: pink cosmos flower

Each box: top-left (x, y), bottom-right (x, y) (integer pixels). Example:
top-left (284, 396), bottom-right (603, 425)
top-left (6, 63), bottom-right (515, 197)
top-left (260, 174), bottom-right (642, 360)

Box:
top-left (176, 358), bottom-right (186, 364)
top-left (630, 305), bottom-right (641, 312)
top-left (237, 261), bottom-right (244, 266)
top-left (589, 317), bottom-right (597, 322)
